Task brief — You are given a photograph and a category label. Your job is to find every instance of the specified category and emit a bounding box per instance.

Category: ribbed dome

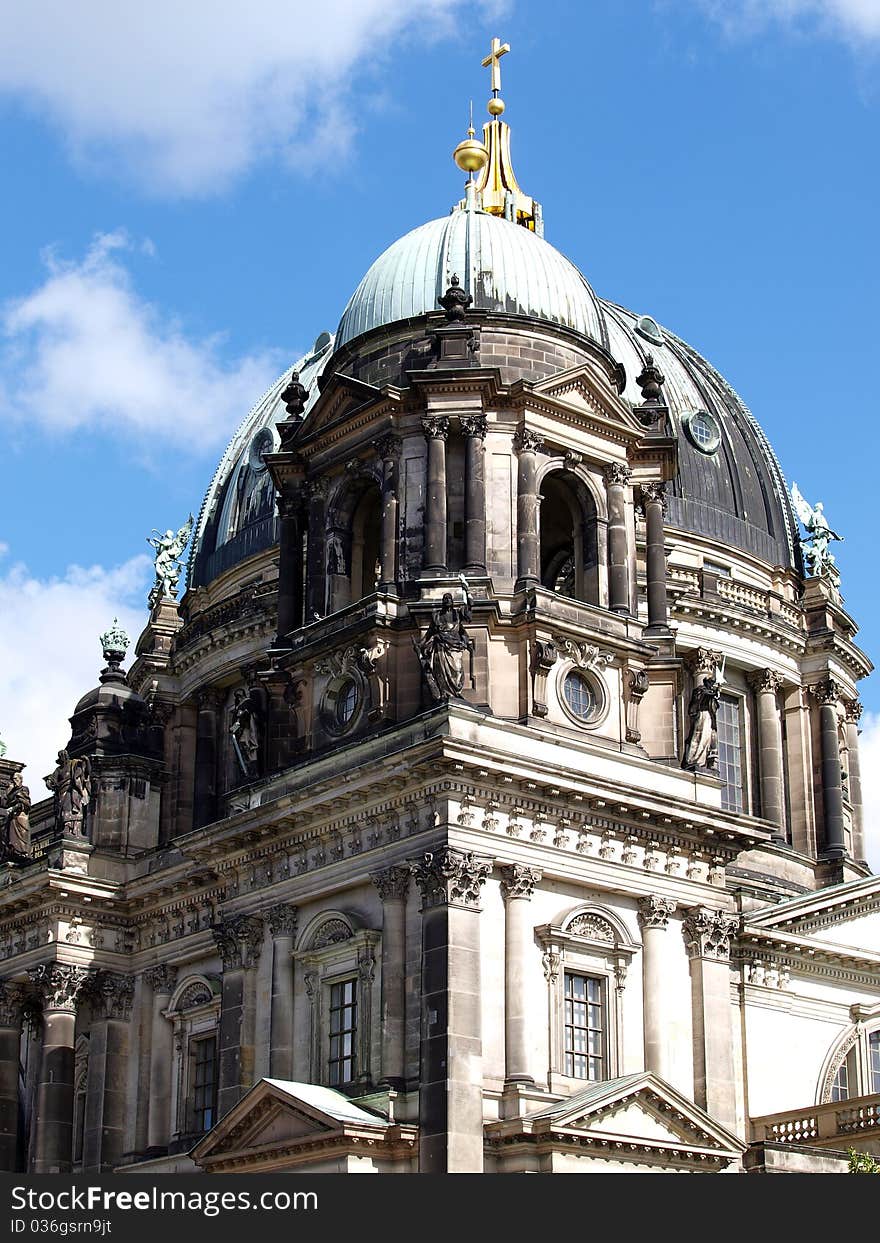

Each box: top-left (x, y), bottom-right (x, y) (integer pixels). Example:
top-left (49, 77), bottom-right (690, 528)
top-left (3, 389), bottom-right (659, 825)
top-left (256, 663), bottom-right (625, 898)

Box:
top-left (336, 209), bottom-right (607, 349)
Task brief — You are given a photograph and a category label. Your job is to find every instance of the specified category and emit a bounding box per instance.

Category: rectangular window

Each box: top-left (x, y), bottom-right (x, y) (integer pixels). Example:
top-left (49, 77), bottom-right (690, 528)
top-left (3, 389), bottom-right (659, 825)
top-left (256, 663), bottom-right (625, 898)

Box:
top-left (191, 1035), bottom-right (218, 1133)
top-left (870, 1031), bottom-right (880, 1095)
top-left (831, 1058), bottom-right (849, 1102)
top-left (718, 694), bottom-right (745, 813)
top-left (564, 972), bottom-right (605, 1081)
top-left (329, 978), bottom-right (358, 1086)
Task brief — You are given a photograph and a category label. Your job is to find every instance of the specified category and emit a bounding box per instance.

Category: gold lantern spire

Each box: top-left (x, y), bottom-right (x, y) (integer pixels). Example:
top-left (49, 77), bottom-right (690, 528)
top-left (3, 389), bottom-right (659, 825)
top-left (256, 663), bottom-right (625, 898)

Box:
top-left (455, 37), bottom-right (543, 235)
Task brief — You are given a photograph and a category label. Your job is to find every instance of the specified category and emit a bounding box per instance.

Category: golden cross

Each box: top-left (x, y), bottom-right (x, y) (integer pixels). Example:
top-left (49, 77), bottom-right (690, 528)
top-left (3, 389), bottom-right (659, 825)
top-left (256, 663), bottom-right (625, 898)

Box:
top-left (481, 36), bottom-right (510, 95)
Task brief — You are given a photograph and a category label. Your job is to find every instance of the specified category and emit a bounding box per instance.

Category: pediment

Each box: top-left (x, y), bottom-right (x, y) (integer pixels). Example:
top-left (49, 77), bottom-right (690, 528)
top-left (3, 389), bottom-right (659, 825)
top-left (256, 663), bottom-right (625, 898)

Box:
top-left (746, 876), bottom-right (880, 951)
top-left (523, 1072), bottom-right (744, 1156)
top-left (191, 1079), bottom-right (389, 1163)
top-left (529, 366), bottom-right (643, 436)
top-left (299, 373), bottom-right (389, 442)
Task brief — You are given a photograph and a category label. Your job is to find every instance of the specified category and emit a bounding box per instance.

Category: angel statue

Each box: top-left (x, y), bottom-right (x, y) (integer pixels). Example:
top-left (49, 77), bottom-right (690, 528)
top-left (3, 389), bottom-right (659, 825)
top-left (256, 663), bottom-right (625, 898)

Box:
top-left (414, 573), bottom-right (475, 701)
top-left (148, 514), bottom-right (194, 605)
top-left (791, 484), bottom-right (844, 578)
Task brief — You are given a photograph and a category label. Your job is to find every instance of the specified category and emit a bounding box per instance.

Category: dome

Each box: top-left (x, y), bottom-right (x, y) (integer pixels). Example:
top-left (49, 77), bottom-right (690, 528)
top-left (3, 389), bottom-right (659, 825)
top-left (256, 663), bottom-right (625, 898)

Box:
top-left (336, 208), bottom-right (607, 350)
top-left (188, 332), bottom-right (334, 589)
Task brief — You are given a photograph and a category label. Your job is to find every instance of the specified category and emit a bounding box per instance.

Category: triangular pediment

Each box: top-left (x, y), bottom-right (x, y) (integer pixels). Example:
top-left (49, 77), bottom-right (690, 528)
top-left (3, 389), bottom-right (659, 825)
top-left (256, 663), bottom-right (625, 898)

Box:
top-left (191, 1079), bottom-right (389, 1163)
top-left (521, 1072), bottom-right (745, 1156)
top-left (299, 372), bottom-right (391, 442)
top-left (528, 366), bottom-right (643, 436)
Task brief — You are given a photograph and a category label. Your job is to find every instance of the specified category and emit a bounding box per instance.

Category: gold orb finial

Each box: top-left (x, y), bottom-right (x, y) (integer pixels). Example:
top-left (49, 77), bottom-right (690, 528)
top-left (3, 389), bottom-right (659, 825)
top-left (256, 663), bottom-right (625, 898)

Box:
top-left (487, 97), bottom-right (505, 117)
top-left (453, 101), bottom-right (489, 174)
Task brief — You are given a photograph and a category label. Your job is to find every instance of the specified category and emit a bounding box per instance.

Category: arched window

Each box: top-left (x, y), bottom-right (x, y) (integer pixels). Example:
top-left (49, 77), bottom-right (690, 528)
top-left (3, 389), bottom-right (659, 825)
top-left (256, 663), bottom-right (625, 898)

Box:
top-left (539, 471), bottom-right (600, 606)
top-left (820, 1004), bottom-right (880, 1103)
top-left (326, 477), bottom-right (382, 614)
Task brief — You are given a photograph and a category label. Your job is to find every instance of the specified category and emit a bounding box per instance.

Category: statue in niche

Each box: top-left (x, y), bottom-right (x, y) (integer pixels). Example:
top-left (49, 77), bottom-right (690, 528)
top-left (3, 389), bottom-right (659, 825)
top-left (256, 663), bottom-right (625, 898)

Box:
top-left (790, 483), bottom-right (843, 577)
top-left (147, 515), bottom-right (194, 604)
top-left (230, 689), bottom-right (263, 779)
top-left (681, 676), bottom-right (722, 772)
top-left (2, 772), bottom-right (31, 864)
top-left (414, 574), bottom-right (474, 700)
top-left (46, 750), bottom-right (92, 836)
top-left (327, 532), bottom-right (346, 576)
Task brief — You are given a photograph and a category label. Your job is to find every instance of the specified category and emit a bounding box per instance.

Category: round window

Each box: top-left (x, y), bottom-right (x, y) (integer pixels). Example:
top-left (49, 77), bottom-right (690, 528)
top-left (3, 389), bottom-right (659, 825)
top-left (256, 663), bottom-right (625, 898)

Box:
top-left (635, 314), bottom-right (665, 346)
top-left (335, 679), bottom-right (359, 729)
top-left (563, 671), bottom-right (598, 722)
top-left (684, 410), bottom-right (721, 455)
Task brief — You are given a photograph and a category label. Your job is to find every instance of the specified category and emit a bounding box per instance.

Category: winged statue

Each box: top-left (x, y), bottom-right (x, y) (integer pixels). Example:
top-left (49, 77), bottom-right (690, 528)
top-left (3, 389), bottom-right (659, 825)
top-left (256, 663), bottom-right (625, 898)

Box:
top-left (790, 483), bottom-right (843, 577)
top-left (148, 514), bottom-right (194, 603)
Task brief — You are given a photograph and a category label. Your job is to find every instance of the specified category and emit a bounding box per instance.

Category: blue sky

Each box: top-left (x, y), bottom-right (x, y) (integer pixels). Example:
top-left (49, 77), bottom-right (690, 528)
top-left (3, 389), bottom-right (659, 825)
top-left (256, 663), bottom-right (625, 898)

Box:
top-left (0, 0), bottom-right (878, 814)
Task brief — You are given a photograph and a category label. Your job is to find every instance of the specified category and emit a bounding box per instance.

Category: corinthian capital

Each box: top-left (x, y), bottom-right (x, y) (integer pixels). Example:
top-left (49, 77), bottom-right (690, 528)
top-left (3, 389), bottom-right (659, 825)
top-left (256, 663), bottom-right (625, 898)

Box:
top-left (809, 679), bottom-right (842, 708)
top-left (376, 434), bottom-right (402, 462)
top-left (421, 416), bottom-right (450, 441)
top-left (460, 415), bottom-right (488, 439)
top-left (266, 903), bottom-right (298, 938)
top-left (499, 863), bottom-right (542, 901)
top-left (144, 963), bottom-right (177, 996)
top-left (410, 847), bottom-right (492, 910)
top-left (513, 428), bottom-right (543, 455)
top-left (748, 668), bottom-right (784, 695)
top-left (29, 963), bottom-right (91, 1012)
top-left (639, 481), bottom-right (667, 512)
top-left (371, 865), bottom-right (411, 903)
top-left (82, 970), bottom-right (135, 1021)
top-left (603, 462), bottom-right (632, 487)
top-left (684, 647), bottom-right (723, 678)
top-left (213, 913), bottom-right (265, 969)
top-left (682, 907), bottom-right (739, 961)
top-left (637, 895), bottom-right (676, 931)
top-left (845, 699), bottom-right (863, 725)
top-left (0, 981), bottom-right (24, 1028)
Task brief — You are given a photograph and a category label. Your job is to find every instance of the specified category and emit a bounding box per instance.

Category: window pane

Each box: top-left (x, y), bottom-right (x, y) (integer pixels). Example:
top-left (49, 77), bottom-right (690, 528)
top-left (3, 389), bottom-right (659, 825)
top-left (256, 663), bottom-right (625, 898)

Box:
top-left (329, 976), bottom-right (358, 1085)
top-left (563, 972), bottom-right (605, 1082)
top-left (191, 1036), bottom-right (218, 1134)
top-left (870, 1032), bottom-right (880, 1095)
top-left (717, 695), bottom-right (744, 813)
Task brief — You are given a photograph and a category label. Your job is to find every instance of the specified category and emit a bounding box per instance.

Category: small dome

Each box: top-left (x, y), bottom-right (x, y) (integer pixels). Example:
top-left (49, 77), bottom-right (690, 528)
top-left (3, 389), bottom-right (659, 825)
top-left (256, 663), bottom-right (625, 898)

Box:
top-left (336, 209), bottom-right (607, 349)
top-left (188, 334), bottom-right (335, 589)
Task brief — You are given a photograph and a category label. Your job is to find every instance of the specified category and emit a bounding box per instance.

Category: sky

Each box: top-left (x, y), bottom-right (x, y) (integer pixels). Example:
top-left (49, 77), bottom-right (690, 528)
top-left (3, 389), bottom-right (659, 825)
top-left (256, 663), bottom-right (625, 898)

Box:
top-left (0, 0), bottom-right (877, 861)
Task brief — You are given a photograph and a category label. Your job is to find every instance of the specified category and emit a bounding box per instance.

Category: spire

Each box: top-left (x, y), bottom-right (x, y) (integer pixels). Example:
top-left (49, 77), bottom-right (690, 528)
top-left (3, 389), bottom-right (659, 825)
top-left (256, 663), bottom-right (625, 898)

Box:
top-left (455, 36), bottom-right (543, 236)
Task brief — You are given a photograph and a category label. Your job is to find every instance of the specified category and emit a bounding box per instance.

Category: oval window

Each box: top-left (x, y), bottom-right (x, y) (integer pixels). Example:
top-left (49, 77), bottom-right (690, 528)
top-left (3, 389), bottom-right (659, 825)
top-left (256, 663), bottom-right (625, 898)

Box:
top-left (563, 671), bottom-right (598, 722)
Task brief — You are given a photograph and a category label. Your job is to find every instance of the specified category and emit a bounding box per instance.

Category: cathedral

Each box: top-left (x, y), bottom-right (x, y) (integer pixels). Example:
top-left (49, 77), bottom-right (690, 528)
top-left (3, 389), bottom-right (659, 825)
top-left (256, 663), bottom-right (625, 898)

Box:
top-left (0, 39), bottom-right (878, 1176)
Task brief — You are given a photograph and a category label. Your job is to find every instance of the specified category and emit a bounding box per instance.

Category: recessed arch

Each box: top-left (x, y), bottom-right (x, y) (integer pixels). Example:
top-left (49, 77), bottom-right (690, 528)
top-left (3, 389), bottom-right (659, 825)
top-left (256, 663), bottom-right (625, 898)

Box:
top-left (538, 468), bottom-right (601, 605)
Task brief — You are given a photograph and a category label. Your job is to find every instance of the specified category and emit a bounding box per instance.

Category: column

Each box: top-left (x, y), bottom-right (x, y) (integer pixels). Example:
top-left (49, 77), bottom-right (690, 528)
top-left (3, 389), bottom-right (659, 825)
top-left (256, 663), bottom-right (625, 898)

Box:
top-left (371, 866), bottom-right (410, 1089)
top-left (267, 905), bottom-right (297, 1081)
top-left (376, 436), bottom-right (402, 591)
top-left (500, 865), bottom-right (541, 1086)
top-left (213, 915), bottom-right (264, 1119)
top-left (0, 981), bottom-right (23, 1172)
top-left (640, 481), bottom-right (670, 633)
top-left (812, 680), bottom-right (846, 860)
top-left (636, 897), bottom-right (676, 1082)
top-left (81, 971), bottom-right (134, 1172)
top-left (604, 462), bottom-right (632, 614)
top-left (305, 476), bottom-right (328, 621)
top-left (275, 489), bottom-right (304, 643)
top-left (193, 687), bottom-right (223, 829)
top-left (172, 701), bottom-right (198, 838)
top-left (683, 908), bottom-right (740, 1130)
top-left (422, 417), bottom-right (449, 574)
top-left (845, 700), bottom-right (865, 862)
top-left (411, 847), bottom-right (492, 1173)
top-left (514, 429), bottom-right (542, 590)
top-left (461, 416), bottom-right (488, 575)
top-left (30, 964), bottom-right (89, 1173)
top-left (748, 669), bottom-right (786, 840)
top-left (144, 964), bottom-right (176, 1152)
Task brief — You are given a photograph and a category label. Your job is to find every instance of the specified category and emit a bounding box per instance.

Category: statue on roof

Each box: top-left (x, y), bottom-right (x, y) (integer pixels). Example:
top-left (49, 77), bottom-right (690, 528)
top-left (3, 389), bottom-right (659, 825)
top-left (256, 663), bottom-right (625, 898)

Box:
top-left (46, 750), bottom-right (92, 837)
top-left (2, 771), bottom-right (31, 865)
top-left (230, 689), bottom-right (263, 779)
top-left (790, 484), bottom-right (843, 578)
top-left (148, 515), bottom-right (194, 605)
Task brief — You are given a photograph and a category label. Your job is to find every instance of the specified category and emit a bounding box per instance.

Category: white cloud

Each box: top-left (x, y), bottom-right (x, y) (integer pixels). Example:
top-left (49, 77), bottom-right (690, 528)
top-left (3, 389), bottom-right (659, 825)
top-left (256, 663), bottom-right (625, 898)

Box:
top-left (0, 552), bottom-right (152, 798)
top-left (696, 0), bottom-right (880, 43)
top-left (1, 232), bottom-right (278, 445)
top-left (0, 1), bottom-right (499, 195)
top-left (858, 711), bottom-right (880, 872)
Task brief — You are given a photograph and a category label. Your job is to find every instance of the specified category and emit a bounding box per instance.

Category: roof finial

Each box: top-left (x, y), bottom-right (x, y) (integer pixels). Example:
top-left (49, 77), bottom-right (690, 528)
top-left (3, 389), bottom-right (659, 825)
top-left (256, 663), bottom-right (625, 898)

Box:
top-left (482, 36), bottom-right (509, 117)
top-left (453, 99), bottom-right (489, 179)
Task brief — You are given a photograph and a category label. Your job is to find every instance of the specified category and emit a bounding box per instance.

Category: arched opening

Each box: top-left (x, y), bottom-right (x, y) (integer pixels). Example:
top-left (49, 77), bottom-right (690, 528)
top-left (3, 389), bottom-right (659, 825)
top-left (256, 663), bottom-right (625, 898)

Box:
top-left (326, 479), bottom-right (382, 613)
top-left (539, 471), bottom-right (599, 605)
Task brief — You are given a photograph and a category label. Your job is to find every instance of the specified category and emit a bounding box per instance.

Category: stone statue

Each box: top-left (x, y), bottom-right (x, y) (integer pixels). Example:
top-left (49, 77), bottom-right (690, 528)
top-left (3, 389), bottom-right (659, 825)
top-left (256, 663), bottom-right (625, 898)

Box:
top-left (438, 273), bottom-right (472, 322)
top-left (681, 677), bottom-right (721, 772)
top-left (415, 574), bottom-right (474, 701)
top-left (791, 483), bottom-right (843, 577)
top-left (46, 750), bottom-right (92, 836)
top-left (230, 690), bottom-right (263, 779)
top-left (327, 533), bottom-right (346, 576)
top-left (2, 772), bottom-right (31, 864)
top-left (147, 515), bottom-right (194, 605)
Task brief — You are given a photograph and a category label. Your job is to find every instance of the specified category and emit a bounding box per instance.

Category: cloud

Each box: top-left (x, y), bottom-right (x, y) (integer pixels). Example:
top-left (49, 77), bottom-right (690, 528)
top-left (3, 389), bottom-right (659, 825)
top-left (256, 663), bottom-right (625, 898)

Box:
top-left (0, 1), bottom-right (499, 195)
top-left (0, 552), bottom-right (152, 796)
top-left (1, 232), bottom-right (278, 446)
top-left (858, 711), bottom-right (880, 872)
top-left (695, 0), bottom-right (880, 44)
